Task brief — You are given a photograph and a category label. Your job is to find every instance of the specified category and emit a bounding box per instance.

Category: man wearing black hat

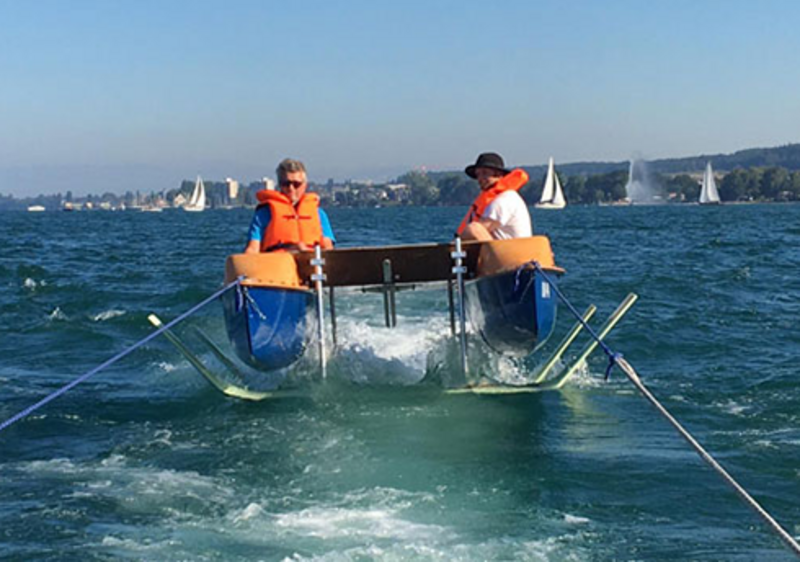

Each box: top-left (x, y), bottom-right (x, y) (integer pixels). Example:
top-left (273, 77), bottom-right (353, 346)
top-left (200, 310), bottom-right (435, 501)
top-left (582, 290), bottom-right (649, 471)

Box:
top-left (456, 152), bottom-right (532, 241)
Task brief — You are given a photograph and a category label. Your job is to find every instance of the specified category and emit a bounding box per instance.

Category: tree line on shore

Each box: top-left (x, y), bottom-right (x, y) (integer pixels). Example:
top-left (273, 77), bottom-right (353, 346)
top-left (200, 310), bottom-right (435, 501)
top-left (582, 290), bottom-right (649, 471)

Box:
top-left (368, 165), bottom-right (800, 207)
top-left (558, 165), bottom-right (800, 204)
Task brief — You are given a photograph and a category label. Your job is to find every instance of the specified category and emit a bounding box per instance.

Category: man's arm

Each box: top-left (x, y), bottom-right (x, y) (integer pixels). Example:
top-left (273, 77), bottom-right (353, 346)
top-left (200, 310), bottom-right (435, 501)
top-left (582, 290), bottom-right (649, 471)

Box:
top-left (476, 216), bottom-right (502, 232)
top-left (460, 221), bottom-right (493, 241)
top-left (318, 209), bottom-right (336, 247)
top-left (244, 239), bottom-right (261, 254)
top-left (244, 208), bottom-right (268, 253)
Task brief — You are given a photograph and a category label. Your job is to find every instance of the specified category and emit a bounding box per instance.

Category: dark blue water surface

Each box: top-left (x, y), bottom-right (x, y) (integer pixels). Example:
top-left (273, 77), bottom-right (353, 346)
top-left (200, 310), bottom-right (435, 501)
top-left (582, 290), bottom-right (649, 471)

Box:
top-left (1, 204), bottom-right (799, 560)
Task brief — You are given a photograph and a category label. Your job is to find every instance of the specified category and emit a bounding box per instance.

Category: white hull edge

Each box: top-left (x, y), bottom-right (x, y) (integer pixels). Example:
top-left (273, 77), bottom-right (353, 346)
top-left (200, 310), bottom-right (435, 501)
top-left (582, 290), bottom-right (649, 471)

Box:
top-left (535, 202), bottom-right (566, 210)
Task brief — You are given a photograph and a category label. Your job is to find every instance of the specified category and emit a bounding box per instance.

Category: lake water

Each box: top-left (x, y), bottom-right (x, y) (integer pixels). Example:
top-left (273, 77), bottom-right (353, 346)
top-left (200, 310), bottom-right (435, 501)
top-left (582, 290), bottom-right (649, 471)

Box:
top-left (1, 204), bottom-right (799, 560)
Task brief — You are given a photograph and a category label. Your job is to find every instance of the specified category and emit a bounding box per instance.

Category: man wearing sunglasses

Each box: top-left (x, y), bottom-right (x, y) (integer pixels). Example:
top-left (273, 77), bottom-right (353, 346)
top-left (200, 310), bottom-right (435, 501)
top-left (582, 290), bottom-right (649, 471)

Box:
top-left (244, 158), bottom-right (336, 253)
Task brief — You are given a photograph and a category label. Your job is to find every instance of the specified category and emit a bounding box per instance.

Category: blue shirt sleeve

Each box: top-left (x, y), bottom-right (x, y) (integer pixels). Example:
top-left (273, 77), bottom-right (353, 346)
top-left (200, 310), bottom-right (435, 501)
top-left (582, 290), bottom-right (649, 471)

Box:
top-left (319, 208), bottom-right (336, 243)
top-left (248, 207), bottom-right (271, 242)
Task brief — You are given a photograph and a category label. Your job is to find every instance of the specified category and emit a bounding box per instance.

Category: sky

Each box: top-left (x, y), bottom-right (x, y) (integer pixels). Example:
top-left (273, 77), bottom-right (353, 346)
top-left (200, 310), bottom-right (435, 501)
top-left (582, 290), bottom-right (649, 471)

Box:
top-left (1, 0), bottom-right (799, 197)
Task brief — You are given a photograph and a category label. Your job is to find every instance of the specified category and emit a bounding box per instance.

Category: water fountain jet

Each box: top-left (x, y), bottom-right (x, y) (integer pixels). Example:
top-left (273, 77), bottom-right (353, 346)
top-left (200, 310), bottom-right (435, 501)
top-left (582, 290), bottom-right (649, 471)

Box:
top-left (625, 158), bottom-right (664, 205)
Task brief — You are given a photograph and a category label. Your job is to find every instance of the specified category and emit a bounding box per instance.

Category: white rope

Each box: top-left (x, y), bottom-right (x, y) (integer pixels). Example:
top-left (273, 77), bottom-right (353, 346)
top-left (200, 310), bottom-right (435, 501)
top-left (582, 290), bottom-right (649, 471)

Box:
top-left (616, 357), bottom-right (800, 557)
top-left (0, 278), bottom-right (242, 435)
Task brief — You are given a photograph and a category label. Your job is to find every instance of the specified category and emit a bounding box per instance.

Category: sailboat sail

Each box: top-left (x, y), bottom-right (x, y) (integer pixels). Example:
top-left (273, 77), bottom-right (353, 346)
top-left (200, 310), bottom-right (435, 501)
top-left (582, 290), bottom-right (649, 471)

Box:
top-left (699, 162), bottom-right (720, 204)
top-left (184, 176), bottom-right (206, 212)
top-left (535, 157), bottom-right (566, 209)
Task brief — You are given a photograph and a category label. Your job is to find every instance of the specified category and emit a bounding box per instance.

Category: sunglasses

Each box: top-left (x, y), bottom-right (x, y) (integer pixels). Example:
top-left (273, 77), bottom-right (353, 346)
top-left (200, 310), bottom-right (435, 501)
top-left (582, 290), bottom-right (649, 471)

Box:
top-left (280, 180), bottom-right (305, 189)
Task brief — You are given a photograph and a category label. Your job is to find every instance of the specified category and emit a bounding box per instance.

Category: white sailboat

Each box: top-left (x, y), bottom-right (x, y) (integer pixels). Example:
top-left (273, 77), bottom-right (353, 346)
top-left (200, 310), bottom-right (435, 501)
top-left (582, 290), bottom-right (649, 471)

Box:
top-left (535, 157), bottom-right (566, 209)
top-left (699, 161), bottom-right (721, 205)
top-left (184, 176), bottom-right (206, 212)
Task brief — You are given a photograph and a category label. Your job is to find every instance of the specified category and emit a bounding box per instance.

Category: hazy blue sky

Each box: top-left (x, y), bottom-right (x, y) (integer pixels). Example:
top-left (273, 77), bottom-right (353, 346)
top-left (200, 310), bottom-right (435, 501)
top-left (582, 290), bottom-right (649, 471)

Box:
top-left (2, 0), bottom-right (799, 196)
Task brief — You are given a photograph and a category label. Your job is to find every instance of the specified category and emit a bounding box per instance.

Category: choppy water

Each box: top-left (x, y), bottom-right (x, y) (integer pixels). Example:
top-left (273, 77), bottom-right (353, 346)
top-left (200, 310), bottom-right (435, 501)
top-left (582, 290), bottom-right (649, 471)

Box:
top-left (1, 204), bottom-right (799, 560)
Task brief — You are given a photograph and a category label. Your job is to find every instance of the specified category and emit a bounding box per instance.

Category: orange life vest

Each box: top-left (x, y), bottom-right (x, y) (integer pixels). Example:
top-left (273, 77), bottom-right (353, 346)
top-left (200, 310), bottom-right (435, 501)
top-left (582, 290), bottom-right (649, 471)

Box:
top-left (456, 168), bottom-right (529, 235)
top-left (255, 190), bottom-right (323, 252)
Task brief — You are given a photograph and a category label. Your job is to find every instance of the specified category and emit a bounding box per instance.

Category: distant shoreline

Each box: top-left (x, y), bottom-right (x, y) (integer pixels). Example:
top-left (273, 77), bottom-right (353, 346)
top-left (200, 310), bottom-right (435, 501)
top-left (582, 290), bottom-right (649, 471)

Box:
top-left (5, 141), bottom-right (800, 209)
top-left (5, 198), bottom-right (798, 213)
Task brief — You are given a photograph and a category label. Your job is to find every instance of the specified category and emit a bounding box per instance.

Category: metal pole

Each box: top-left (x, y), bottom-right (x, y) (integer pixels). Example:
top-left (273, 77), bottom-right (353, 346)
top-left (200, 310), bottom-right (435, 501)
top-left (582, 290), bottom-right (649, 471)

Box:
top-left (311, 245), bottom-right (327, 379)
top-left (329, 286), bottom-right (337, 348)
top-left (382, 258), bottom-right (396, 328)
top-left (451, 236), bottom-right (468, 377)
top-left (447, 279), bottom-right (456, 336)
top-left (389, 284), bottom-right (397, 328)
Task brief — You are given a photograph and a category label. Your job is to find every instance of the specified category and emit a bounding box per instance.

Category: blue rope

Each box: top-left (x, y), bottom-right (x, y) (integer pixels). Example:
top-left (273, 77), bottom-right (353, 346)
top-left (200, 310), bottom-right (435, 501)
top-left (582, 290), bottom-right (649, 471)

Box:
top-left (528, 261), bottom-right (621, 380)
top-left (0, 277), bottom-right (243, 435)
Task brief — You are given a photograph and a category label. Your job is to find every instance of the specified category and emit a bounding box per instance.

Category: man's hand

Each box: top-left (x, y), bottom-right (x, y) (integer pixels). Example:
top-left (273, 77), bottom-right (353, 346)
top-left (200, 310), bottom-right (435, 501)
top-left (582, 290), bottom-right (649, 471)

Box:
top-left (292, 239), bottom-right (333, 252)
top-left (246, 240), bottom-right (333, 254)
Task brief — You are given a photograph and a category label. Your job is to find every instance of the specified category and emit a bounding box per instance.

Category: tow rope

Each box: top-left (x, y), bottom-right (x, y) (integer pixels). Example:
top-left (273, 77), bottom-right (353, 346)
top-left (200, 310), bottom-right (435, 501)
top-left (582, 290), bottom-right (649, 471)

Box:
top-left (0, 277), bottom-right (243, 435)
top-left (530, 261), bottom-right (800, 556)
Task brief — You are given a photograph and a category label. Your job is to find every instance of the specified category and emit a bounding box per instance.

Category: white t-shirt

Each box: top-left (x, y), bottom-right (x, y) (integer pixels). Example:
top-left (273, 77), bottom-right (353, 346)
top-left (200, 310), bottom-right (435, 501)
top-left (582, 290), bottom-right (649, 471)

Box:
top-left (483, 191), bottom-right (533, 240)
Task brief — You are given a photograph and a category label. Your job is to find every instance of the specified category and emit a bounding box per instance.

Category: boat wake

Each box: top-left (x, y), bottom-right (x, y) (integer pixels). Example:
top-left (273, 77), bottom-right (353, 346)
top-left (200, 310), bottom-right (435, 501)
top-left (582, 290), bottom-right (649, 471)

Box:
top-left (163, 304), bottom-right (548, 395)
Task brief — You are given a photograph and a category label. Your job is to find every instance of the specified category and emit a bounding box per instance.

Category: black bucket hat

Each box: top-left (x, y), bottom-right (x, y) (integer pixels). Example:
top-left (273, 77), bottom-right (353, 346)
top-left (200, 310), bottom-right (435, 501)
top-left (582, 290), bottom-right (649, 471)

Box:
top-left (465, 152), bottom-right (509, 179)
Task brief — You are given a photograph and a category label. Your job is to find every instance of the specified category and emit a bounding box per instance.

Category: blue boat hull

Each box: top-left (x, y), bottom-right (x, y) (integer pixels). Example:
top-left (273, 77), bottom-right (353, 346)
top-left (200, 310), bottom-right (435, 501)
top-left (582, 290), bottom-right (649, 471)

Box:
top-left (465, 266), bottom-right (558, 356)
top-left (222, 285), bottom-right (314, 371)
top-left (222, 237), bottom-right (563, 372)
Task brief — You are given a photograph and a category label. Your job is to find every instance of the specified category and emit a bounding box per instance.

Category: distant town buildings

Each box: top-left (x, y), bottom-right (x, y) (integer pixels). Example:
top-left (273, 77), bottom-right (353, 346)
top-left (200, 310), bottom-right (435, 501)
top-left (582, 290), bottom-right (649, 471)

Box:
top-left (226, 177), bottom-right (239, 200)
